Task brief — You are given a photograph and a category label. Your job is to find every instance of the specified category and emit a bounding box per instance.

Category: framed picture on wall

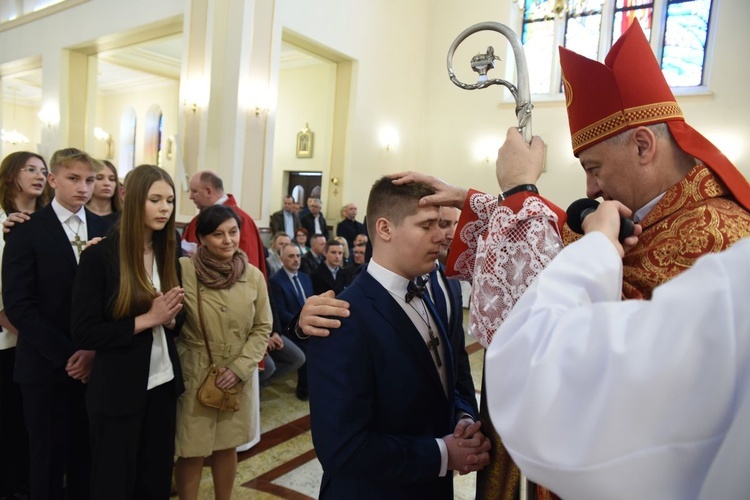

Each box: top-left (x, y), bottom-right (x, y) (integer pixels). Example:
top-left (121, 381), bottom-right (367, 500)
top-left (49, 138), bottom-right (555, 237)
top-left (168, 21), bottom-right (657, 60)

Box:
top-left (296, 123), bottom-right (314, 158)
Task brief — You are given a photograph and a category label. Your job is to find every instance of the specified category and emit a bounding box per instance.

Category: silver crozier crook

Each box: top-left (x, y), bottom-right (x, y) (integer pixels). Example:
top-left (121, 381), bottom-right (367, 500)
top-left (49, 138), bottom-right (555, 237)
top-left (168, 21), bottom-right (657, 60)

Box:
top-left (447, 22), bottom-right (533, 143)
top-left (446, 20), bottom-right (535, 500)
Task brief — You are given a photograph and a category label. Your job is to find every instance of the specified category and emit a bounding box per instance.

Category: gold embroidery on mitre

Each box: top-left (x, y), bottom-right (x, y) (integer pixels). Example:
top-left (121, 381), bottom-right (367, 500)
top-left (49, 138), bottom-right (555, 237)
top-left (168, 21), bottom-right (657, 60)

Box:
top-left (571, 101), bottom-right (684, 152)
top-left (562, 75), bottom-right (573, 107)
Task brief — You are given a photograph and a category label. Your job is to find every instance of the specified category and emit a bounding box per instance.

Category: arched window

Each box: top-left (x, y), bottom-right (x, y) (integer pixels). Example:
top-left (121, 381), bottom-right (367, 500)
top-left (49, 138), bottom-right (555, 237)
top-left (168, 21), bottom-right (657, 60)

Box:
top-left (118, 107), bottom-right (137, 176)
top-left (144, 104), bottom-right (163, 166)
top-left (520, 0), bottom-right (714, 95)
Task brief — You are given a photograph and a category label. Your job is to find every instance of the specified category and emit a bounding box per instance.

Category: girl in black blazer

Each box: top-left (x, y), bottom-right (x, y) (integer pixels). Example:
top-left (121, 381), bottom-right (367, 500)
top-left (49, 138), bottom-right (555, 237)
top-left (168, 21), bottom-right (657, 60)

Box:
top-left (71, 164), bottom-right (185, 500)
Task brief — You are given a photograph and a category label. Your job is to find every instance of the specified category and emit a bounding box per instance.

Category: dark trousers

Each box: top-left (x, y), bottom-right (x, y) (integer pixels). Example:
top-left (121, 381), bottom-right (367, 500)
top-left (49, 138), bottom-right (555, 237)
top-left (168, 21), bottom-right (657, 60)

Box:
top-left (0, 347), bottom-right (28, 496)
top-left (259, 334), bottom-right (306, 386)
top-left (21, 378), bottom-right (90, 500)
top-left (88, 380), bottom-right (176, 500)
top-left (289, 334), bottom-right (308, 391)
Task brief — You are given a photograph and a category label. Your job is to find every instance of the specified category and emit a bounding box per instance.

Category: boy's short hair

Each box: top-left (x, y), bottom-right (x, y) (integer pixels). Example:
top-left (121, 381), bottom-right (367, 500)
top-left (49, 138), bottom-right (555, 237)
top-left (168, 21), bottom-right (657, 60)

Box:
top-left (365, 177), bottom-right (436, 237)
top-left (324, 239), bottom-right (343, 253)
top-left (49, 148), bottom-right (101, 174)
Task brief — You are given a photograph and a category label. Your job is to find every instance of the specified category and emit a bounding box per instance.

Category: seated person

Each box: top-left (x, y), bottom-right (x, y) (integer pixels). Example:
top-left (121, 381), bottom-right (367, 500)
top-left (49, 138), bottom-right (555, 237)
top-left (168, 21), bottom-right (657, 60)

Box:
top-left (266, 232), bottom-right (291, 276)
top-left (268, 244), bottom-right (314, 400)
top-left (260, 284), bottom-right (305, 389)
top-left (311, 239), bottom-right (350, 295)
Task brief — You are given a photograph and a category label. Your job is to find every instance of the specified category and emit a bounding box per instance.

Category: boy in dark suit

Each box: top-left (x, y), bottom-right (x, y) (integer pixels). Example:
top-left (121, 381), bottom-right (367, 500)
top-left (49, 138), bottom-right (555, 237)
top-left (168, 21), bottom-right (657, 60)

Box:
top-left (306, 178), bottom-right (490, 499)
top-left (2, 148), bottom-right (111, 500)
top-left (311, 239), bottom-right (350, 295)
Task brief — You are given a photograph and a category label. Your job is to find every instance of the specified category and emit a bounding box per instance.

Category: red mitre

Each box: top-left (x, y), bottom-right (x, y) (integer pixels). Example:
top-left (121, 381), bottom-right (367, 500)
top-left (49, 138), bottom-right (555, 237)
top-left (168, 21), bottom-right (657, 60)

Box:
top-left (560, 21), bottom-right (750, 211)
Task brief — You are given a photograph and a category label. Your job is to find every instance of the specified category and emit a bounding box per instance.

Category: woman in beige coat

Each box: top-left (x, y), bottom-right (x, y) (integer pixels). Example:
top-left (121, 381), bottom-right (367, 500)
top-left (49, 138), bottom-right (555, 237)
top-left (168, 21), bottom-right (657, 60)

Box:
top-left (174, 205), bottom-right (271, 500)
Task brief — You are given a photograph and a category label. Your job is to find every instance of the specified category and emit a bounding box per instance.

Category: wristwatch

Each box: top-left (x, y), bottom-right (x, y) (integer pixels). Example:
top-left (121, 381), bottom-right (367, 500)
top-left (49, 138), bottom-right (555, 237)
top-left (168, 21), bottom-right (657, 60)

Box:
top-left (499, 183), bottom-right (538, 201)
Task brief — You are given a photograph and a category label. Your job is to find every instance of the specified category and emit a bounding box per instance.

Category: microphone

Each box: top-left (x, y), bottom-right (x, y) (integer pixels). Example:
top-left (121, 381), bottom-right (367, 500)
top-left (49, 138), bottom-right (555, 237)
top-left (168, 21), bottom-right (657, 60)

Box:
top-left (565, 198), bottom-right (635, 243)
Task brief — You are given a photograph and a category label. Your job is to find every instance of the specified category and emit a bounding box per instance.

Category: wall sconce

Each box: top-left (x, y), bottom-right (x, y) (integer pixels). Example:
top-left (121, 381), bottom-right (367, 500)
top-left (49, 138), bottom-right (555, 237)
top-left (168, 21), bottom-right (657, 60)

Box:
top-left (94, 127), bottom-right (114, 159)
top-left (165, 136), bottom-right (174, 160)
top-left (474, 138), bottom-right (500, 163)
top-left (243, 81), bottom-right (272, 117)
top-left (38, 103), bottom-right (60, 128)
top-left (182, 79), bottom-right (206, 114)
top-left (379, 126), bottom-right (400, 151)
top-left (184, 100), bottom-right (198, 113)
top-left (331, 177), bottom-right (340, 196)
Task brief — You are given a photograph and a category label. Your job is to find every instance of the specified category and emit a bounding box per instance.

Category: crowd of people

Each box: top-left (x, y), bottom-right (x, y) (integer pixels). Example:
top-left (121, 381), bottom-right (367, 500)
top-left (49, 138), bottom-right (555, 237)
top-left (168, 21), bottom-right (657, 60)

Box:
top-left (0, 149), bottom-right (372, 500)
top-left (2, 19), bottom-right (750, 500)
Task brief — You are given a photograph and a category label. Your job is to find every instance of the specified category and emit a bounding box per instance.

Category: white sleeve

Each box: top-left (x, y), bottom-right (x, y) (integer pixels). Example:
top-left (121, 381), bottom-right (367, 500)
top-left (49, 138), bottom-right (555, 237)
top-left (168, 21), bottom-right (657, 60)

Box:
top-left (486, 233), bottom-right (750, 500)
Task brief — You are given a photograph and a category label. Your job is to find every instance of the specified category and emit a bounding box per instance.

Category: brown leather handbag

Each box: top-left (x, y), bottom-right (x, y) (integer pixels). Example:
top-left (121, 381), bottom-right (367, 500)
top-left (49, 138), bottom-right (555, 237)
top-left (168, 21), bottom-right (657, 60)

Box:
top-left (195, 280), bottom-right (242, 412)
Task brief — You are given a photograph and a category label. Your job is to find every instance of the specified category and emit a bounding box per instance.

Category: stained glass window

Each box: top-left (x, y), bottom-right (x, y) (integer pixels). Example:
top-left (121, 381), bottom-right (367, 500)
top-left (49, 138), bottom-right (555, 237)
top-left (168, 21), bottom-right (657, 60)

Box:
top-left (519, 0), bottom-right (714, 94)
top-left (661, 0), bottom-right (712, 87)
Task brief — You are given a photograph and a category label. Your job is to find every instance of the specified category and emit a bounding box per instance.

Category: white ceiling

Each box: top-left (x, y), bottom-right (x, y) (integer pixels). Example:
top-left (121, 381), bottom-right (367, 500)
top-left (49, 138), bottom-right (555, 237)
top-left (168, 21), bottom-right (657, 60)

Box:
top-left (2, 36), bottom-right (323, 107)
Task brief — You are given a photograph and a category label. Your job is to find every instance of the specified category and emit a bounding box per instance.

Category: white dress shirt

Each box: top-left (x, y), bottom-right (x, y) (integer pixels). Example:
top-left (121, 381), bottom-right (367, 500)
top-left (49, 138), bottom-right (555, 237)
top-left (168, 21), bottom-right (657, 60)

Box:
top-left (51, 198), bottom-right (89, 263)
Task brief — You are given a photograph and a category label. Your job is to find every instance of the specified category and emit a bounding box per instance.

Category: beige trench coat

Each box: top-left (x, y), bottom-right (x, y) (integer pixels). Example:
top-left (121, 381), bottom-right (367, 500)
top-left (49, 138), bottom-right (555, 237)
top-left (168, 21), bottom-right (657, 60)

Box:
top-left (175, 258), bottom-right (271, 457)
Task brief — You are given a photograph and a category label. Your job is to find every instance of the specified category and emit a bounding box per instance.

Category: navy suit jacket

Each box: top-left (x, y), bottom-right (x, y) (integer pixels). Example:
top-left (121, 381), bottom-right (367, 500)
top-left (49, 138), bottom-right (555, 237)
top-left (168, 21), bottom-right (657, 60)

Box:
top-left (437, 264), bottom-right (479, 417)
top-left (2, 204), bottom-right (111, 384)
top-left (268, 268), bottom-right (313, 333)
top-left (307, 270), bottom-right (474, 499)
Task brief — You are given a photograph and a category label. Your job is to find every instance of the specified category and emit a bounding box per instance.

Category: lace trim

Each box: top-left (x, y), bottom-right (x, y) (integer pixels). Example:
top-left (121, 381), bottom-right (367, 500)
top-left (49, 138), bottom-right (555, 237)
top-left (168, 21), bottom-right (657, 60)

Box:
top-left (468, 197), bottom-right (563, 348)
top-left (453, 192), bottom-right (498, 281)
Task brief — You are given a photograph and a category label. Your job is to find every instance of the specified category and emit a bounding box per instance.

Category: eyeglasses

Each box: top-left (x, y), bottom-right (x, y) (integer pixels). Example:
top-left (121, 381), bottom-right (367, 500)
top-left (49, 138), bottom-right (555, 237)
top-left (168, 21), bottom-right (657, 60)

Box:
top-left (21, 166), bottom-right (49, 177)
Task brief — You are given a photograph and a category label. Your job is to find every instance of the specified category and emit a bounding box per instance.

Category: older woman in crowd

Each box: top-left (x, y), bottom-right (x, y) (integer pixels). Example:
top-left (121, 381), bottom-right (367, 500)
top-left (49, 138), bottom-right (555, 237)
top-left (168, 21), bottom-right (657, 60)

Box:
top-left (293, 227), bottom-right (310, 254)
top-left (174, 204), bottom-right (271, 500)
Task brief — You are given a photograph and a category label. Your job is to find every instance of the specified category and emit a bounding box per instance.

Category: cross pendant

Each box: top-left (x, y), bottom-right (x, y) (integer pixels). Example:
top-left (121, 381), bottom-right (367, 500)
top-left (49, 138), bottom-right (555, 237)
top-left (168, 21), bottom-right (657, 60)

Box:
top-left (71, 234), bottom-right (86, 254)
top-left (426, 326), bottom-right (442, 368)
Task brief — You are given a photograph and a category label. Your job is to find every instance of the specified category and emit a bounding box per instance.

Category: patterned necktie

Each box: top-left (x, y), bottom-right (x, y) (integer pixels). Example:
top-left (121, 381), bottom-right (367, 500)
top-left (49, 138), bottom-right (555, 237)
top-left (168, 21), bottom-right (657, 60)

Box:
top-left (405, 278), bottom-right (426, 303)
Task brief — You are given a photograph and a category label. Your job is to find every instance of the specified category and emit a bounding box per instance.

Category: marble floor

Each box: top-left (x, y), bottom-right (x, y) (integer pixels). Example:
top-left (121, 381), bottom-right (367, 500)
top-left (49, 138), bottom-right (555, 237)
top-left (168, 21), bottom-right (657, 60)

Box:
top-left (192, 328), bottom-right (485, 499)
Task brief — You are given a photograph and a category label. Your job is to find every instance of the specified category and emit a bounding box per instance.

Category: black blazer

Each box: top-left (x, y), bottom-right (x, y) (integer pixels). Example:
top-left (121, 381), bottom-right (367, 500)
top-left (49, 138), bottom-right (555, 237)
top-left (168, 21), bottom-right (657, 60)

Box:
top-left (312, 264), bottom-right (350, 296)
top-left (300, 212), bottom-right (329, 240)
top-left (269, 210), bottom-right (300, 235)
top-left (2, 204), bottom-right (111, 385)
top-left (300, 251), bottom-right (323, 276)
top-left (70, 233), bottom-right (184, 416)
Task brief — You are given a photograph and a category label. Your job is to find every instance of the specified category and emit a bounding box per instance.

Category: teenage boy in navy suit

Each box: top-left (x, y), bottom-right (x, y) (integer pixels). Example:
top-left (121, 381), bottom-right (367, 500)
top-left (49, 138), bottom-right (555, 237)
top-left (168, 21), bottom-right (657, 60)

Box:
top-left (306, 178), bottom-right (490, 499)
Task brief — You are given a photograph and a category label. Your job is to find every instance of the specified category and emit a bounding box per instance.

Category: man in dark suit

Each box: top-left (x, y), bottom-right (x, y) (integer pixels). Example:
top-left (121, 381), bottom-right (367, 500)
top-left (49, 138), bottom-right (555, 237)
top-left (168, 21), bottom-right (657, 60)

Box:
top-left (269, 195), bottom-right (301, 236)
top-left (335, 202), bottom-right (366, 251)
top-left (343, 242), bottom-right (366, 284)
top-left (268, 244), bottom-right (312, 400)
top-left (2, 148), bottom-right (111, 500)
top-left (434, 206), bottom-right (478, 416)
top-left (306, 178), bottom-right (490, 499)
top-left (311, 239), bottom-right (350, 296)
top-left (300, 197), bottom-right (329, 240)
top-left (300, 233), bottom-right (326, 275)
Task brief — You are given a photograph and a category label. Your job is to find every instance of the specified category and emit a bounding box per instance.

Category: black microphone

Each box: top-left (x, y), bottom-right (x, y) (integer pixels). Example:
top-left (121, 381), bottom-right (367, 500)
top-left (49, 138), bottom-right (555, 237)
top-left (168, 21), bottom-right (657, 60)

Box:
top-left (566, 198), bottom-right (635, 243)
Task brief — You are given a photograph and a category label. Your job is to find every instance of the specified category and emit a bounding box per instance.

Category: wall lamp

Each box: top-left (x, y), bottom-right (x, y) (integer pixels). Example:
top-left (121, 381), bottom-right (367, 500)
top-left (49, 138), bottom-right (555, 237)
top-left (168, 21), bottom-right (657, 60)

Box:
top-left (94, 127), bottom-right (114, 159)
